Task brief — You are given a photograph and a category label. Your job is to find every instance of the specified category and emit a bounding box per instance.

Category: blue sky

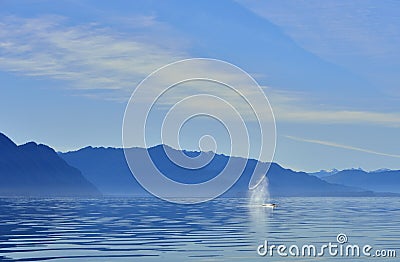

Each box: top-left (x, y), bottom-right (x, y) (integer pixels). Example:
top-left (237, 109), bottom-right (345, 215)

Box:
top-left (0, 0), bottom-right (399, 171)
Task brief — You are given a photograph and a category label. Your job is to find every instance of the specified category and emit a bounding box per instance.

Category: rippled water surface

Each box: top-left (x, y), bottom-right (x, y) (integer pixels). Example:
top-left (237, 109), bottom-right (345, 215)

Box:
top-left (0, 197), bottom-right (399, 261)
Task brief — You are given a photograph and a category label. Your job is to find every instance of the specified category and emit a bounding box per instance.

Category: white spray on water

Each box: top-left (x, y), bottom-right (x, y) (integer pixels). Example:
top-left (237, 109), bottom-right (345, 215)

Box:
top-left (249, 175), bottom-right (270, 206)
top-left (247, 175), bottom-right (272, 232)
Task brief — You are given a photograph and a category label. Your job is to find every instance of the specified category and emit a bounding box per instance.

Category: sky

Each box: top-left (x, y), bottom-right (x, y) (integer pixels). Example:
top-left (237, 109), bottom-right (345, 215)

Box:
top-left (0, 0), bottom-right (399, 172)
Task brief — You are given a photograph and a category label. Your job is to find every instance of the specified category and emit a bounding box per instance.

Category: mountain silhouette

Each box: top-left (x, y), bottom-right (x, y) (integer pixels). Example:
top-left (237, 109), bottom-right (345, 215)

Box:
top-left (2, 132), bottom-right (394, 197)
top-left (0, 133), bottom-right (100, 196)
top-left (323, 169), bottom-right (400, 193)
top-left (61, 144), bottom-right (372, 197)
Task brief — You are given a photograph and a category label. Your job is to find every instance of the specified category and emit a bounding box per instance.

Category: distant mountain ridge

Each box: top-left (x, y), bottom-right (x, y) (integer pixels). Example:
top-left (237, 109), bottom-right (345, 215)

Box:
top-left (61, 145), bottom-right (376, 197)
top-left (1, 132), bottom-right (398, 197)
top-left (309, 169), bottom-right (339, 178)
top-left (0, 133), bottom-right (100, 196)
top-left (322, 169), bottom-right (400, 193)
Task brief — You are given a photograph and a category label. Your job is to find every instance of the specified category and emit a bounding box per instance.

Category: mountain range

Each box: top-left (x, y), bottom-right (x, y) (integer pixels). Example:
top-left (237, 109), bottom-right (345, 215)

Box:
top-left (60, 145), bottom-right (373, 197)
top-left (61, 144), bottom-right (375, 197)
top-left (0, 133), bottom-right (100, 196)
top-left (1, 132), bottom-right (399, 197)
top-left (322, 169), bottom-right (400, 194)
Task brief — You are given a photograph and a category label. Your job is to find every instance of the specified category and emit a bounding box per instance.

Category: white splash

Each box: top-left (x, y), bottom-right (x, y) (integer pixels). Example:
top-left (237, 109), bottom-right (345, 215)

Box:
top-left (247, 175), bottom-right (272, 235)
top-left (249, 175), bottom-right (270, 206)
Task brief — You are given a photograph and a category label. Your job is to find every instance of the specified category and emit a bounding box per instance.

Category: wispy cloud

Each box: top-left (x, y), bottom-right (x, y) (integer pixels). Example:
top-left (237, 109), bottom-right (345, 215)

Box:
top-left (260, 86), bottom-right (400, 127)
top-left (239, 0), bottom-right (400, 60)
top-left (0, 15), bottom-right (186, 100)
top-left (1, 15), bottom-right (399, 127)
top-left (274, 107), bottom-right (400, 127)
top-left (286, 135), bottom-right (400, 158)
top-left (238, 0), bottom-right (400, 98)
top-left (132, 77), bottom-right (400, 127)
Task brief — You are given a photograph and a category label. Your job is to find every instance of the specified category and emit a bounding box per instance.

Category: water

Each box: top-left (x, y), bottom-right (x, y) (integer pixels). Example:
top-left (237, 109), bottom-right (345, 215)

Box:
top-left (0, 197), bottom-right (399, 261)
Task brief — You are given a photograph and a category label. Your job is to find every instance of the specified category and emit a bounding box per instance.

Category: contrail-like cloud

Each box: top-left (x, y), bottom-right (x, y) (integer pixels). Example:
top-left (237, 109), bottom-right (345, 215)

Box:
top-left (285, 135), bottom-right (400, 159)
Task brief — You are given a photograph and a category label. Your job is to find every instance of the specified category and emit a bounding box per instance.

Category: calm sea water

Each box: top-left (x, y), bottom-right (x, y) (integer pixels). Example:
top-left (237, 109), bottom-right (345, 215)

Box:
top-left (0, 197), bottom-right (399, 261)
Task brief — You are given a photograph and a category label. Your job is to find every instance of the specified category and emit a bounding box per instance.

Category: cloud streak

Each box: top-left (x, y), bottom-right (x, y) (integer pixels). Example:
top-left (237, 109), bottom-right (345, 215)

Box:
top-left (286, 135), bottom-right (400, 158)
top-left (0, 15), bottom-right (186, 100)
top-left (239, 0), bottom-right (400, 60)
top-left (1, 15), bottom-right (399, 127)
top-left (274, 108), bottom-right (400, 127)
top-left (260, 87), bottom-right (400, 127)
